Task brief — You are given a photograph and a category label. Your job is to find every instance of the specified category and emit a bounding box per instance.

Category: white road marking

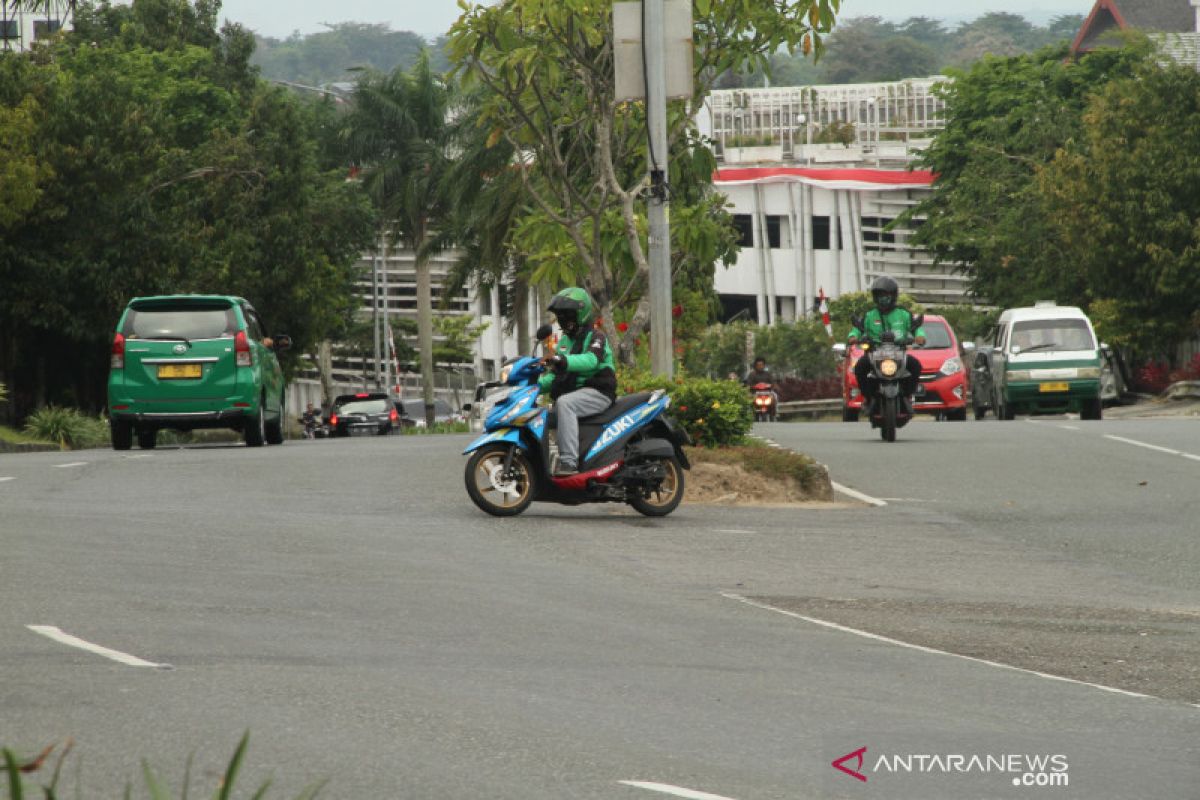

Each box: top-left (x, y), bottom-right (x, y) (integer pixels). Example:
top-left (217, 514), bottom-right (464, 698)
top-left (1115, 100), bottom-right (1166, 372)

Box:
top-left (830, 481), bottom-right (887, 507)
top-left (619, 781), bottom-right (739, 800)
top-left (0, 477), bottom-right (14, 483)
top-left (53, 462), bottom-right (88, 469)
top-left (877, 497), bottom-right (934, 503)
top-left (721, 593), bottom-right (1162, 703)
top-left (123, 454), bottom-right (154, 460)
top-left (27, 625), bottom-right (171, 669)
top-left (713, 529), bottom-right (755, 534)
top-left (1104, 434), bottom-right (1199, 461)
top-left (1058, 425), bottom-right (1080, 431)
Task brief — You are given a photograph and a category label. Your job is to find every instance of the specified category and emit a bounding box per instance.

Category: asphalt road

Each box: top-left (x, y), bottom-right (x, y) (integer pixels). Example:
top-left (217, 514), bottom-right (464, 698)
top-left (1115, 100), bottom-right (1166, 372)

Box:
top-left (1, 420), bottom-right (1197, 799)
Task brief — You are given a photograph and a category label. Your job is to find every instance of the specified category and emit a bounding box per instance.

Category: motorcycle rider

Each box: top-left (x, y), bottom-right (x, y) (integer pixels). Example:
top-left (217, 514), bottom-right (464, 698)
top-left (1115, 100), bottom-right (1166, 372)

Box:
top-left (743, 357), bottom-right (774, 388)
top-left (539, 287), bottom-right (617, 476)
top-left (847, 276), bottom-right (925, 413)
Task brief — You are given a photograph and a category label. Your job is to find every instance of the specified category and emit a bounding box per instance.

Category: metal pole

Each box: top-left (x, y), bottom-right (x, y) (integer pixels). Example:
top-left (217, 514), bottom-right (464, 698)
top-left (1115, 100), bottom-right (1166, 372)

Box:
top-left (645, 0), bottom-right (673, 378)
top-left (380, 232), bottom-right (390, 392)
top-left (372, 232), bottom-right (381, 388)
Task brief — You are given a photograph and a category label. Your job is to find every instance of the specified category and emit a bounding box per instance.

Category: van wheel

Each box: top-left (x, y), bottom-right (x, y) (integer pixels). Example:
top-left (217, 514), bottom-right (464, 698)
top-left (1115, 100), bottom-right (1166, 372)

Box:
top-left (111, 420), bottom-right (133, 451)
top-left (137, 429), bottom-right (157, 450)
top-left (244, 403), bottom-right (266, 447)
top-left (265, 393), bottom-right (285, 445)
top-left (842, 407), bottom-right (859, 422)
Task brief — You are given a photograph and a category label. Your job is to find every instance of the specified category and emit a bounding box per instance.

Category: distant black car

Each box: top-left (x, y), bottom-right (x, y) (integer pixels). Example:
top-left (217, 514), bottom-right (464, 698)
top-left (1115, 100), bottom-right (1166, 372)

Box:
top-left (328, 393), bottom-right (398, 436)
top-left (396, 397), bottom-right (459, 427)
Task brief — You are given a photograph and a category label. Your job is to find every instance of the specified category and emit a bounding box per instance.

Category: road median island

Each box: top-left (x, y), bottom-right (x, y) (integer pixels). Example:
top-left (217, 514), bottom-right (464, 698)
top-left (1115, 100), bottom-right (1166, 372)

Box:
top-left (683, 444), bottom-right (835, 505)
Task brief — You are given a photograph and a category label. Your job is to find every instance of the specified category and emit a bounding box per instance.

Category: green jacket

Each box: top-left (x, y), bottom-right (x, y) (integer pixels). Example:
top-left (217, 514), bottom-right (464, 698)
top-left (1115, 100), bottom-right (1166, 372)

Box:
top-left (538, 327), bottom-right (617, 401)
top-left (849, 308), bottom-right (925, 344)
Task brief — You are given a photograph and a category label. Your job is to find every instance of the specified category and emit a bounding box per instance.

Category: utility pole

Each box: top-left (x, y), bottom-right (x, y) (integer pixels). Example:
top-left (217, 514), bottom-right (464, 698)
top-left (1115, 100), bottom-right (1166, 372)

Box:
top-left (372, 231), bottom-right (382, 388)
top-left (644, 0), bottom-right (673, 378)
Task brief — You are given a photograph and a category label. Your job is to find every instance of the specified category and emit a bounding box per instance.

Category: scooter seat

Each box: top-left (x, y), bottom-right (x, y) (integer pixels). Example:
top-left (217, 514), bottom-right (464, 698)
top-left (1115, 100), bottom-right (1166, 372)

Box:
top-left (545, 392), bottom-right (653, 430)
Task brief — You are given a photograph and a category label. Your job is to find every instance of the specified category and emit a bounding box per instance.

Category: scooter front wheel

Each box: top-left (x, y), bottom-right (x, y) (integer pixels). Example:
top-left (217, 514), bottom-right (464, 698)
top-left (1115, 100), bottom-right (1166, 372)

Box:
top-left (628, 456), bottom-right (685, 517)
top-left (880, 397), bottom-right (897, 442)
top-left (465, 444), bottom-right (535, 516)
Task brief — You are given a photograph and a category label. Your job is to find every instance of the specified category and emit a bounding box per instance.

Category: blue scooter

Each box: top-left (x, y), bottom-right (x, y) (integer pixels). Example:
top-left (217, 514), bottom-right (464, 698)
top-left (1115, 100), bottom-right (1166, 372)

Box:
top-left (462, 325), bottom-right (690, 517)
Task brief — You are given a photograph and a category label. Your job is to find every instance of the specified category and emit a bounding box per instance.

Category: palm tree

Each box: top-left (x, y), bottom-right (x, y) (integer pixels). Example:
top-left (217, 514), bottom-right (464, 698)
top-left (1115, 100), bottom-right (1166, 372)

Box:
top-left (441, 86), bottom-right (534, 348)
top-left (343, 52), bottom-right (453, 427)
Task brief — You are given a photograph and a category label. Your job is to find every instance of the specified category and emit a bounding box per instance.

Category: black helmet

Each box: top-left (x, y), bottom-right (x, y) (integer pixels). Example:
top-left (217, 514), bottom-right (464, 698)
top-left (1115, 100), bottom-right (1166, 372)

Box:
top-left (870, 276), bottom-right (899, 313)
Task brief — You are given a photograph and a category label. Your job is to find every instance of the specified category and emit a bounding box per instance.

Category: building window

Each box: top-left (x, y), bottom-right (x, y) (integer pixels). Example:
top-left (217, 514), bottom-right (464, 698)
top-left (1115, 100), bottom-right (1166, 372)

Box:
top-left (812, 216), bottom-right (831, 250)
top-left (732, 214), bottom-right (754, 247)
top-left (862, 217), bottom-right (896, 251)
top-left (766, 215), bottom-right (784, 249)
top-left (33, 19), bottom-right (61, 39)
top-left (1, 20), bottom-right (18, 39)
top-left (480, 287), bottom-right (494, 316)
top-left (482, 359), bottom-right (496, 380)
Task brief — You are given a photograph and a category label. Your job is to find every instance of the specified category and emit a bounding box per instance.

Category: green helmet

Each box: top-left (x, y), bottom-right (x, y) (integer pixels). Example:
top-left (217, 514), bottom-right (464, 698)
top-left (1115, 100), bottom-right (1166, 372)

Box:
top-left (547, 287), bottom-right (595, 331)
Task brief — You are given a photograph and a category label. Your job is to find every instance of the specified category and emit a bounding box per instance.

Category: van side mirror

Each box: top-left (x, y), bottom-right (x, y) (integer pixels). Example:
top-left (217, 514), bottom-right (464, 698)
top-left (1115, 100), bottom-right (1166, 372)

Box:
top-left (911, 314), bottom-right (924, 330)
top-left (850, 314), bottom-right (865, 331)
top-left (535, 323), bottom-right (553, 341)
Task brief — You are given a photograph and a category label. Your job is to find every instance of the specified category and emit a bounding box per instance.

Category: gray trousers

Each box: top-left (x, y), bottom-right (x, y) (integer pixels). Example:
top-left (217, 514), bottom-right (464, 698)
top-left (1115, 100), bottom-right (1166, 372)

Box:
top-left (555, 387), bottom-right (611, 466)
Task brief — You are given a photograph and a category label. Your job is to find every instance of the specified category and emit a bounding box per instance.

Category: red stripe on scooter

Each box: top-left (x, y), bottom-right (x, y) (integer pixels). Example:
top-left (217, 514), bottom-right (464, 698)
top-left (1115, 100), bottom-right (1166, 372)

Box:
top-left (551, 461), bottom-right (622, 491)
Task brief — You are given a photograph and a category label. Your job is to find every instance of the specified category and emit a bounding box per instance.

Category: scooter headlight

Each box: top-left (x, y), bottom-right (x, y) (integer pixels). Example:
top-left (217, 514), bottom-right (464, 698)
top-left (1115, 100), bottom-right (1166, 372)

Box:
top-left (879, 359), bottom-right (898, 377)
top-left (499, 363), bottom-right (513, 384)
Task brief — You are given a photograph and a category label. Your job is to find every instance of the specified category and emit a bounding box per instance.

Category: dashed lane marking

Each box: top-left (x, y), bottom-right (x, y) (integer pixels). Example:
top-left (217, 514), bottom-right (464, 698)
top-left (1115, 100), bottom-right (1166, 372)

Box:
top-left (53, 462), bottom-right (88, 469)
top-left (27, 625), bottom-right (172, 669)
top-left (619, 781), bottom-right (739, 800)
top-left (0, 477), bottom-right (14, 483)
top-left (829, 481), bottom-right (887, 507)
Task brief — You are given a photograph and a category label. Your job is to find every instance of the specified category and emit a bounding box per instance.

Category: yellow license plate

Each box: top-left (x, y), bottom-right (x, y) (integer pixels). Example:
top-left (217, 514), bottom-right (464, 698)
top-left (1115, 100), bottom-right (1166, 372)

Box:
top-left (1038, 381), bottom-right (1070, 393)
top-left (157, 363), bottom-right (203, 380)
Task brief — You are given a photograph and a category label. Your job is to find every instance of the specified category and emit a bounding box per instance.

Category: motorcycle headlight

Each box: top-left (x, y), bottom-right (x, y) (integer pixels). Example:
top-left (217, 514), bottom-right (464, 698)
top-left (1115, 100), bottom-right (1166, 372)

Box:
top-left (499, 363), bottom-right (513, 384)
top-left (939, 356), bottom-right (962, 376)
top-left (880, 359), bottom-right (898, 377)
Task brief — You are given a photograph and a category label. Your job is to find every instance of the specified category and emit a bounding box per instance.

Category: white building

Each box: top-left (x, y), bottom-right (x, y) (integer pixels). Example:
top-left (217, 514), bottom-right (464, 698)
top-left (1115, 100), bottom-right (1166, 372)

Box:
top-left (699, 79), bottom-right (969, 321)
top-left (0, 1), bottom-right (74, 52)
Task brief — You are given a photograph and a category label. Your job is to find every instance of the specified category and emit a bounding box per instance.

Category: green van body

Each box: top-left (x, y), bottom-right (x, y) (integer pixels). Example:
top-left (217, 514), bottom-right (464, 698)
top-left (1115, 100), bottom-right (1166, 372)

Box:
top-left (107, 295), bottom-right (287, 448)
top-left (989, 305), bottom-right (1104, 419)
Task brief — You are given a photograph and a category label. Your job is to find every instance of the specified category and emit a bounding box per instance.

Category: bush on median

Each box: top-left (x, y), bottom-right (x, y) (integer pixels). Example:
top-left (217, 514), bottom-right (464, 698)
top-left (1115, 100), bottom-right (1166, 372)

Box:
top-left (620, 371), bottom-right (754, 448)
top-left (23, 406), bottom-right (109, 450)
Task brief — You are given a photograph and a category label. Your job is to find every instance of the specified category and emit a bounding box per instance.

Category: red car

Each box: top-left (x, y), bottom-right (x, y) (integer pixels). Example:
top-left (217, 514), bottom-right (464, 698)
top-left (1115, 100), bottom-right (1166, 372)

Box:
top-left (837, 313), bottom-right (970, 422)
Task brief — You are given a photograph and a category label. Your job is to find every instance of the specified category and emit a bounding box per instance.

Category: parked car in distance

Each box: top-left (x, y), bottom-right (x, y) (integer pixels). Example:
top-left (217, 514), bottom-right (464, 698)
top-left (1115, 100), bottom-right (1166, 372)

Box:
top-left (834, 313), bottom-right (971, 422)
top-left (397, 397), bottom-right (460, 427)
top-left (970, 302), bottom-right (1104, 420)
top-left (107, 295), bottom-right (290, 450)
top-left (328, 392), bottom-right (399, 436)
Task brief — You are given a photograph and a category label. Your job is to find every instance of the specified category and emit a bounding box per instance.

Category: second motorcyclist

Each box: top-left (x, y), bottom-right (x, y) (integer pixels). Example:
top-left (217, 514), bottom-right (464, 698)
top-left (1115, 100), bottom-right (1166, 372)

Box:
top-left (847, 276), bottom-right (925, 413)
top-left (539, 288), bottom-right (617, 476)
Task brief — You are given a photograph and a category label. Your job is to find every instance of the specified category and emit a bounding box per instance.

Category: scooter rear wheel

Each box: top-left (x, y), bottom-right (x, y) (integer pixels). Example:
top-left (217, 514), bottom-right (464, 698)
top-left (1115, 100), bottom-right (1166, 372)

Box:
top-left (628, 456), bottom-right (685, 517)
top-left (465, 444), bottom-right (535, 516)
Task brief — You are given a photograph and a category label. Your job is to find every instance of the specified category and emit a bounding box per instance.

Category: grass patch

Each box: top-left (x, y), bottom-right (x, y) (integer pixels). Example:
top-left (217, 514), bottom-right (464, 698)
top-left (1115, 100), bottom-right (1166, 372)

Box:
top-left (401, 421), bottom-right (471, 435)
top-left (22, 407), bottom-right (109, 450)
top-left (0, 425), bottom-right (52, 446)
top-left (686, 444), bottom-right (830, 497)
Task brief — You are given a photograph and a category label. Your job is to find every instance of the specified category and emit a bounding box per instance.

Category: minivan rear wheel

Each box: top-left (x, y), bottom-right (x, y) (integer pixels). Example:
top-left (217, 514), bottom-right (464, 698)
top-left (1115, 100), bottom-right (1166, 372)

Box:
top-left (111, 419), bottom-right (133, 450)
top-left (265, 393), bottom-right (285, 445)
top-left (137, 429), bottom-right (157, 450)
top-left (244, 403), bottom-right (266, 447)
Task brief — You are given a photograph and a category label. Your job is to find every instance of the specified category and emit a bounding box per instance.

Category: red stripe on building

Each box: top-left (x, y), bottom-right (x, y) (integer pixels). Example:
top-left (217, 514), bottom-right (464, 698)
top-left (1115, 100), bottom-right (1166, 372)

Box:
top-left (714, 167), bottom-right (936, 187)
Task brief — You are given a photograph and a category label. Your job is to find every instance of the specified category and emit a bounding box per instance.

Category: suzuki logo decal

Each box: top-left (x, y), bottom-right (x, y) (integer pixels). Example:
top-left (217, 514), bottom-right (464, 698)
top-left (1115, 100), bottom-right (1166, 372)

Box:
top-left (172, 344), bottom-right (187, 354)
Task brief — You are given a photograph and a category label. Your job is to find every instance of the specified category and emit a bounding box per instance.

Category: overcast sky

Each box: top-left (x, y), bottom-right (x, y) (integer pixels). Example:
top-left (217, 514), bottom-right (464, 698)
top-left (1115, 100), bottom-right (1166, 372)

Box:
top-left (216, 0), bottom-right (1095, 42)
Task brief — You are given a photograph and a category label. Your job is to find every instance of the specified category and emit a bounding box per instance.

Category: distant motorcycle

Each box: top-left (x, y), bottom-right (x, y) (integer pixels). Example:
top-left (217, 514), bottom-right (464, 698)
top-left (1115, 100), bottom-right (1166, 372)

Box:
top-left (301, 413), bottom-right (327, 439)
top-left (461, 324), bottom-right (691, 517)
top-left (751, 382), bottom-right (777, 422)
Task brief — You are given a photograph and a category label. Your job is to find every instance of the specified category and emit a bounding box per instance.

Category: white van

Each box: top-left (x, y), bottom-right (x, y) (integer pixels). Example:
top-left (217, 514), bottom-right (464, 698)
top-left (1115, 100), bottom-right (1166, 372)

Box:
top-left (978, 303), bottom-right (1104, 420)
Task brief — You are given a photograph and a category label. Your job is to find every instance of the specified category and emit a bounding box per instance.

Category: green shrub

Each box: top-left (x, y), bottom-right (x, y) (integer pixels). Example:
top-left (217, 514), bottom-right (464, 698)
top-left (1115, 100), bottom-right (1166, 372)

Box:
top-left (23, 406), bottom-right (108, 450)
top-left (622, 372), bottom-right (753, 448)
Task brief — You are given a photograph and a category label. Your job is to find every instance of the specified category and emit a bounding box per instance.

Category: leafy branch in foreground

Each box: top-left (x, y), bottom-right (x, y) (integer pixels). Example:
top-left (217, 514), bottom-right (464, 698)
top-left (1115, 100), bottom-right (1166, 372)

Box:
top-left (2, 734), bottom-right (326, 799)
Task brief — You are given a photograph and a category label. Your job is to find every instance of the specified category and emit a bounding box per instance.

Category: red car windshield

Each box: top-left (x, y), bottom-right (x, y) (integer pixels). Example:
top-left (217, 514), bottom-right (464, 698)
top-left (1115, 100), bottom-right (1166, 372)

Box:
top-left (921, 321), bottom-right (953, 349)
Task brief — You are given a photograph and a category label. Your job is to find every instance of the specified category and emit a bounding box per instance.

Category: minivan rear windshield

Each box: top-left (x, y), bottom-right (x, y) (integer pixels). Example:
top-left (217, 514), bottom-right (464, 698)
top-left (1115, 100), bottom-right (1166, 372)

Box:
top-left (123, 306), bottom-right (238, 340)
top-left (336, 399), bottom-right (389, 415)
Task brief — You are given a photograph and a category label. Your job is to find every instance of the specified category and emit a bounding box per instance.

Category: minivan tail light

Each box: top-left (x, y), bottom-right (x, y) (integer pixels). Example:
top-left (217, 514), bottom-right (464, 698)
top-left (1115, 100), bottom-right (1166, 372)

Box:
top-left (111, 333), bottom-right (125, 369)
top-left (389, 408), bottom-right (399, 422)
top-left (234, 330), bottom-right (252, 367)
top-left (330, 414), bottom-right (339, 426)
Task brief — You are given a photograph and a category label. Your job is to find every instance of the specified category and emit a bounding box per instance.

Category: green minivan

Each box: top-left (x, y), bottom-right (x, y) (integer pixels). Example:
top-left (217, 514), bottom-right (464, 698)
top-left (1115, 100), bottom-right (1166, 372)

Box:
top-left (107, 295), bottom-right (290, 449)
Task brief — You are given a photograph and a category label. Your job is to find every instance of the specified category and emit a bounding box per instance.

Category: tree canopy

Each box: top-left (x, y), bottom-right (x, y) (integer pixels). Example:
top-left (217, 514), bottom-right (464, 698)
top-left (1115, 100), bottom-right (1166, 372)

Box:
top-left (0, 0), bottom-right (375, 417)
